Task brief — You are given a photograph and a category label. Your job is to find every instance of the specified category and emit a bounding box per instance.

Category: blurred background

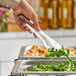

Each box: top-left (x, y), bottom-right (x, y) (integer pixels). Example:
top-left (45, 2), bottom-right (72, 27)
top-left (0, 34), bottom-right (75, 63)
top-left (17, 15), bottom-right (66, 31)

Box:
top-left (0, 0), bottom-right (76, 32)
top-left (0, 0), bottom-right (76, 76)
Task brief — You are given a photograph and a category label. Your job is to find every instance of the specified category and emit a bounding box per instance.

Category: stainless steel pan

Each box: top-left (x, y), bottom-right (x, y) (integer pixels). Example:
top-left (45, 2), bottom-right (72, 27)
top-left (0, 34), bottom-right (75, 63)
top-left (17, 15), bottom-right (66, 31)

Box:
top-left (11, 60), bottom-right (76, 76)
top-left (17, 45), bottom-right (76, 61)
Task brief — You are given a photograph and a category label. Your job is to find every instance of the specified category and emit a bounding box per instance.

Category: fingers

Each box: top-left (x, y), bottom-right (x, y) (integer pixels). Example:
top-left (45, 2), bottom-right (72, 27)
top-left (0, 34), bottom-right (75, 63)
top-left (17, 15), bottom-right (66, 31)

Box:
top-left (14, 12), bottom-right (37, 37)
top-left (25, 27), bottom-right (32, 33)
top-left (23, 11), bottom-right (40, 32)
top-left (22, 1), bottom-right (40, 31)
top-left (31, 13), bottom-right (39, 30)
top-left (28, 12), bottom-right (40, 31)
top-left (14, 13), bottom-right (32, 33)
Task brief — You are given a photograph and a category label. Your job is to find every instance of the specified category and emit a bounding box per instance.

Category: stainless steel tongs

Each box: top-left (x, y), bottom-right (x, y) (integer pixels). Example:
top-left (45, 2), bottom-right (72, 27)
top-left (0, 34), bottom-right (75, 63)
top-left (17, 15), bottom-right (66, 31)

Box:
top-left (18, 14), bottom-right (62, 50)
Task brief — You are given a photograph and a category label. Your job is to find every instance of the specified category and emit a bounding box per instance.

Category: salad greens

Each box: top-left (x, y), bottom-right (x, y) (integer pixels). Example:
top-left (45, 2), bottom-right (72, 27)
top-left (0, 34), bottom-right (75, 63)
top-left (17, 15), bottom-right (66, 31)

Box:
top-left (28, 63), bottom-right (68, 71)
top-left (45, 46), bottom-right (75, 71)
top-left (27, 46), bottom-right (76, 71)
top-left (28, 63), bottom-right (76, 71)
top-left (45, 46), bottom-right (70, 59)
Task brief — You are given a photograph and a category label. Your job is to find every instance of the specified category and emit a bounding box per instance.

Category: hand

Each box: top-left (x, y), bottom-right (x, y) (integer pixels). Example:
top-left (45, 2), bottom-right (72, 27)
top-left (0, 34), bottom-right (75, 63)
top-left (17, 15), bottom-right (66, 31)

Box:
top-left (13, 0), bottom-right (40, 37)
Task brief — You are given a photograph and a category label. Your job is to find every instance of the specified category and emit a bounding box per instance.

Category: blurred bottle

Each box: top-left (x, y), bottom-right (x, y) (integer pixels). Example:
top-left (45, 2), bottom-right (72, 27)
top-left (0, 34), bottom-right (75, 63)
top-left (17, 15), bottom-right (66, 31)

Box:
top-left (62, 0), bottom-right (74, 28)
top-left (48, 0), bottom-right (59, 29)
top-left (74, 0), bottom-right (76, 27)
top-left (58, 0), bottom-right (63, 27)
top-left (39, 0), bottom-right (49, 30)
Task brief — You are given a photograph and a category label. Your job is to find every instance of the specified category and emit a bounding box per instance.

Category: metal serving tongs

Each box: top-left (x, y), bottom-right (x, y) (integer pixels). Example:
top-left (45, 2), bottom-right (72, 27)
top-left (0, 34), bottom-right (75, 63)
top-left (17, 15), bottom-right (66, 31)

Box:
top-left (18, 14), bottom-right (62, 50)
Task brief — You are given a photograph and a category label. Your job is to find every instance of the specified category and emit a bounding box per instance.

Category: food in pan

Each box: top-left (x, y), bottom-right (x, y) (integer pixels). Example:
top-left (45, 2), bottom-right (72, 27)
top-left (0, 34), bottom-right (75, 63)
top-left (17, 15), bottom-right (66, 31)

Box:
top-left (27, 63), bottom-right (76, 71)
top-left (26, 46), bottom-right (76, 71)
top-left (45, 46), bottom-right (70, 59)
top-left (26, 45), bottom-right (49, 56)
top-left (27, 46), bottom-right (76, 71)
top-left (69, 48), bottom-right (76, 56)
top-left (26, 45), bottom-right (76, 56)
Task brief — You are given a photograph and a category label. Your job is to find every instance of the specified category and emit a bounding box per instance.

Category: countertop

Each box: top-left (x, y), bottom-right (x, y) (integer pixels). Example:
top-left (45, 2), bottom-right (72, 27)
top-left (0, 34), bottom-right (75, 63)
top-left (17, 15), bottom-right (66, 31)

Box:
top-left (0, 29), bottom-right (76, 39)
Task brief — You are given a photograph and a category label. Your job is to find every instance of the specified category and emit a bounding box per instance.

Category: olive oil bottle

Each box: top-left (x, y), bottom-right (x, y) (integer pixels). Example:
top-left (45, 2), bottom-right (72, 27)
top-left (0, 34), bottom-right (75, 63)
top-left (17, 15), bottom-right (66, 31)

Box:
top-left (39, 0), bottom-right (49, 30)
top-left (62, 0), bottom-right (74, 28)
top-left (74, 0), bottom-right (76, 26)
top-left (48, 0), bottom-right (59, 29)
top-left (58, 0), bottom-right (63, 27)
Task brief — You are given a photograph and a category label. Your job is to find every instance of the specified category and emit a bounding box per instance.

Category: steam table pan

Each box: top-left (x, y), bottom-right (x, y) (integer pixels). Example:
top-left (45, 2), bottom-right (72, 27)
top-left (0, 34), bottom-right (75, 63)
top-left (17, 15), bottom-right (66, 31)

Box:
top-left (10, 60), bottom-right (76, 76)
top-left (17, 45), bottom-right (76, 61)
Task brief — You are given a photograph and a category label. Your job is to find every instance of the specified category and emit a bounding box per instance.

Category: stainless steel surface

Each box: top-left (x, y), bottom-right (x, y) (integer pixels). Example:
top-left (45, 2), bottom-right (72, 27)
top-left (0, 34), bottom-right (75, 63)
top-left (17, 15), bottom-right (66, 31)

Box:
top-left (9, 45), bottom-right (76, 76)
top-left (18, 45), bottom-right (76, 61)
top-left (11, 60), bottom-right (76, 76)
top-left (18, 46), bottom-right (26, 59)
top-left (18, 14), bottom-right (62, 50)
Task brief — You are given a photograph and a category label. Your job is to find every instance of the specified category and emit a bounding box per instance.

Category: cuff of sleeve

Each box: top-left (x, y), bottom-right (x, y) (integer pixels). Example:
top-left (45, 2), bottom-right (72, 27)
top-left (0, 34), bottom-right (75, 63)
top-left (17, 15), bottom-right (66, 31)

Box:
top-left (0, 0), bottom-right (21, 9)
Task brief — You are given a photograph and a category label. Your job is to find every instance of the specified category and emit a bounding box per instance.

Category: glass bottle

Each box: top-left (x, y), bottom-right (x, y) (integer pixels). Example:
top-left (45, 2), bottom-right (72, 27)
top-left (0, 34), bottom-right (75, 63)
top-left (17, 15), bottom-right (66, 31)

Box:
top-left (48, 0), bottom-right (59, 29)
top-left (62, 0), bottom-right (74, 28)
top-left (39, 0), bottom-right (49, 30)
top-left (58, 0), bottom-right (63, 27)
top-left (74, 0), bottom-right (76, 27)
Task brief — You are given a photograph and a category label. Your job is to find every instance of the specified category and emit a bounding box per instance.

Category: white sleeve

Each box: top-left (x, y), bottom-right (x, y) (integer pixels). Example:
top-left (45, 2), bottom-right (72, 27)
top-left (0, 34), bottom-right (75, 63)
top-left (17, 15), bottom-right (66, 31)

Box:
top-left (0, 0), bottom-right (21, 9)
